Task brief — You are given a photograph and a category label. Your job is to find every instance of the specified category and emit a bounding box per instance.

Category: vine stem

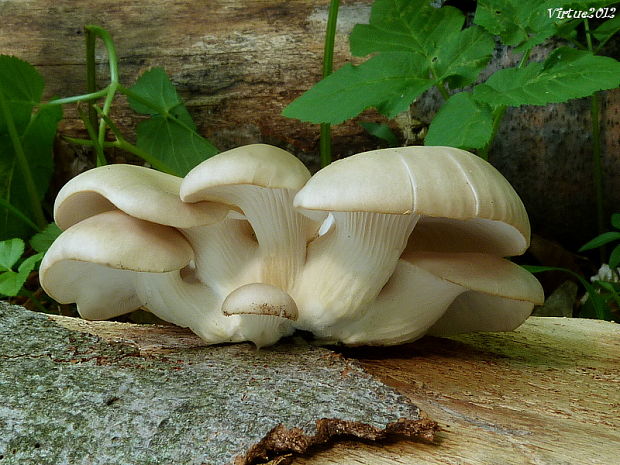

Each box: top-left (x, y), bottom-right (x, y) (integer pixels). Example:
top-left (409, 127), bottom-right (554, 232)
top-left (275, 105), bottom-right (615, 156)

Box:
top-left (319, 0), bottom-right (340, 168)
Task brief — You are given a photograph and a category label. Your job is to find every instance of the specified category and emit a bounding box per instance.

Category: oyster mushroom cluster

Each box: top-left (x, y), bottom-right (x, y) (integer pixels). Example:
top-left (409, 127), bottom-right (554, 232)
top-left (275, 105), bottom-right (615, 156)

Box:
top-left (40, 144), bottom-right (544, 347)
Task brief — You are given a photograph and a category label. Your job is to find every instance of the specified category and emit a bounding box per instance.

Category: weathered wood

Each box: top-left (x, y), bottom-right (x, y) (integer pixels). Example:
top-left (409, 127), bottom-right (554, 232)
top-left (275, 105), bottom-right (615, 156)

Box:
top-left (0, 303), bottom-right (436, 465)
top-left (1, 0), bottom-right (618, 248)
top-left (294, 317), bottom-right (620, 465)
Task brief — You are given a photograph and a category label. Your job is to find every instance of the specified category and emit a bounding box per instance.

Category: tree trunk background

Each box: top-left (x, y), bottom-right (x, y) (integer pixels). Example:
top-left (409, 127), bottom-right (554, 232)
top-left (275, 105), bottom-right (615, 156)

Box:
top-left (0, 0), bottom-right (618, 249)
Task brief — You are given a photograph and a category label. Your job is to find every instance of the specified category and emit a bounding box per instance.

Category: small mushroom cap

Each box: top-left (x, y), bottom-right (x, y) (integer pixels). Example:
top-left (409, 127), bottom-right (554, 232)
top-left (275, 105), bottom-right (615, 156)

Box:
top-left (222, 283), bottom-right (299, 321)
top-left (181, 144), bottom-right (311, 203)
top-left (54, 164), bottom-right (228, 230)
top-left (294, 146), bottom-right (531, 254)
top-left (40, 210), bottom-right (194, 319)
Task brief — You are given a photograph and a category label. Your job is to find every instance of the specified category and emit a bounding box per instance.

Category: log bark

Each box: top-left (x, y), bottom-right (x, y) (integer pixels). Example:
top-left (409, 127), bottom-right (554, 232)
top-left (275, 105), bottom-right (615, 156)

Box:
top-left (0, 0), bottom-right (618, 248)
top-left (0, 303), bottom-right (436, 465)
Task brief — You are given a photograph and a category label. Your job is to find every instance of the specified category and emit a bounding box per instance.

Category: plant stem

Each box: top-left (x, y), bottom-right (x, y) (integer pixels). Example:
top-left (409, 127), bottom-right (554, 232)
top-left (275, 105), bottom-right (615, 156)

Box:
top-left (319, 0), bottom-right (340, 168)
top-left (0, 90), bottom-right (47, 230)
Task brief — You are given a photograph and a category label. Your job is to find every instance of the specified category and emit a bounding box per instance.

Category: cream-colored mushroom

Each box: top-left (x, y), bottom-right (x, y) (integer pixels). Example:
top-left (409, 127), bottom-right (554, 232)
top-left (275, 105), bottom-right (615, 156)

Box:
top-left (292, 146), bottom-right (538, 335)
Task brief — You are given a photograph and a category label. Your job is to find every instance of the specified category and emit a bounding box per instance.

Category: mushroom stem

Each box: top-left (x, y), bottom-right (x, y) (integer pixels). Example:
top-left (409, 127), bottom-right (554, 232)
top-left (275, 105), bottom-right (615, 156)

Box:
top-left (293, 211), bottom-right (419, 329)
top-left (181, 215), bottom-right (260, 297)
top-left (203, 186), bottom-right (315, 291)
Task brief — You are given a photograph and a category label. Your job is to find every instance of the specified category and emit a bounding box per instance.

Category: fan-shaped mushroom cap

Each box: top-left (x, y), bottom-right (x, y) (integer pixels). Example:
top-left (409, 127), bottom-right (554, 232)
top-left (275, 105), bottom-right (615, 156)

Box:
top-left (40, 210), bottom-right (194, 320)
top-left (294, 146), bottom-right (531, 255)
top-left (180, 144), bottom-right (311, 202)
top-left (406, 251), bottom-right (544, 336)
top-left (54, 164), bottom-right (228, 230)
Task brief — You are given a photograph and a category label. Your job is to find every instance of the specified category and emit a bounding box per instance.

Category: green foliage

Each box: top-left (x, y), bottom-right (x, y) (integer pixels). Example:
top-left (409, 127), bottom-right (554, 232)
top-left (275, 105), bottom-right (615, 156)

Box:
top-left (579, 213), bottom-right (620, 269)
top-left (0, 238), bottom-right (42, 297)
top-left (473, 48), bottom-right (620, 106)
top-left (283, 0), bottom-right (620, 155)
top-left (0, 56), bottom-right (62, 241)
top-left (359, 122), bottom-right (398, 147)
top-left (128, 68), bottom-right (218, 176)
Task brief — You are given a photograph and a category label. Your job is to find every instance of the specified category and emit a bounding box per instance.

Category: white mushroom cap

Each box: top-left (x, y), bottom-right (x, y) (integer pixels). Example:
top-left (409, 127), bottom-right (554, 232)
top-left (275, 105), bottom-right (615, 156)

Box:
top-left (222, 283), bottom-right (299, 347)
top-left (180, 144), bottom-right (316, 290)
top-left (40, 210), bottom-right (194, 320)
top-left (407, 251), bottom-right (544, 336)
top-left (181, 144), bottom-right (311, 202)
top-left (54, 164), bottom-right (228, 230)
top-left (294, 146), bottom-right (530, 255)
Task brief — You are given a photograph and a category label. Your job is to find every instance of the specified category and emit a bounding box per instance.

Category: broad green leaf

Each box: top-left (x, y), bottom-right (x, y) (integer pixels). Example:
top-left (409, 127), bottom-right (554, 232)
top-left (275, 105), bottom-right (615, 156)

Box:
top-left (579, 231), bottom-right (620, 252)
top-left (350, 0), bottom-right (465, 57)
top-left (350, 0), bottom-right (493, 88)
top-left (0, 55), bottom-right (44, 132)
top-left (433, 26), bottom-right (495, 89)
top-left (283, 53), bottom-right (433, 125)
top-left (30, 223), bottom-right (61, 254)
top-left (128, 67), bottom-right (186, 117)
top-left (611, 213), bottom-right (620, 230)
top-left (0, 252), bottom-right (42, 297)
top-left (128, 68), bottom-right (218, 176)
top-left (425, 92), bottom-right (494, 149)
top-left (0, 103), bottom-right (62, 241)
top-left (0, 238), bottom-right (24, 271)
top-left (473, 48), bottom-right (620, 107)
top-left (593, 15), bottom-right (620, 43)
top-left (135, 116), bottom-right (219, 177)
top-left (609, 244), bottom-right (620, 270)
top-left (359, 122), bottom-right (398, 147)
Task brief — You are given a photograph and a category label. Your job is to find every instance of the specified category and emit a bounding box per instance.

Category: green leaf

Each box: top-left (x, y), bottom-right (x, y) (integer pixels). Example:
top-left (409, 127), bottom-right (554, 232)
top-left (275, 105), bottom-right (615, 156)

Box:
top-left (522, 264), bottom-right (610, 320)
top-left (135, 116), bottom-right (219, 177)
top-left (610, 213), bottom-right (620, 230)
top-left (0, 238), bottom-right (24, 271)
top-left (350, 0), bottom-right (493, 88)
top-left (0, 55), bottom-right (44, 132)
top-left (0, 252), bottom-right (42, 297)
top-left (30, 223), bottom-right (61, 254)
top-left (593, 15), bottom-right (620, 44)
top-left (350, 0), bottom-right (465, 57)
top-left (579, 231), bottom-right (620, 252)
top-left (609, 244), bottom-right (620, 270)
top-left (0, 103), bottom-right (62, 241)
top-left (425, 92), bottom-right (494, 149)
top-left (128, 68), bottom-right (186, 117)
top-left (283, 53), bottom-right (433, 125)
top-left (128, 68), bottom-right (218, 176)
top-left (473, 48), bottom-right (620, 107)
top-left (359, 122), bottom-right (398, 147)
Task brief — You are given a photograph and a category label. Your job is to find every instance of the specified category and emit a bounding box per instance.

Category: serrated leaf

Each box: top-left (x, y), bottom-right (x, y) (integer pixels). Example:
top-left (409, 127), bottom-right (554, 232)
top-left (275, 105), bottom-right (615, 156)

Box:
top-left (135, 116), bottom-right (219, 177)
top-left (30, 223), bottom-right (61, 254)
top-left (350, 0), bottom-right (465, 57)
top-left (283, 53), bottom-right (433, 125)
top-left (0, 238), bottom-right (24, 271)
top-left (579, 231), bottom-right (620, 252)
top-left (350, 0), bottom-right (493, 88)
top-left (0, 55), bottom-right (44, 132)
top-left (473, 48), bottom-right (620, 107)
top-left (425, 92), bottom-right (494, 149)
top-left (359, 122), bottom-right (398, 147)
